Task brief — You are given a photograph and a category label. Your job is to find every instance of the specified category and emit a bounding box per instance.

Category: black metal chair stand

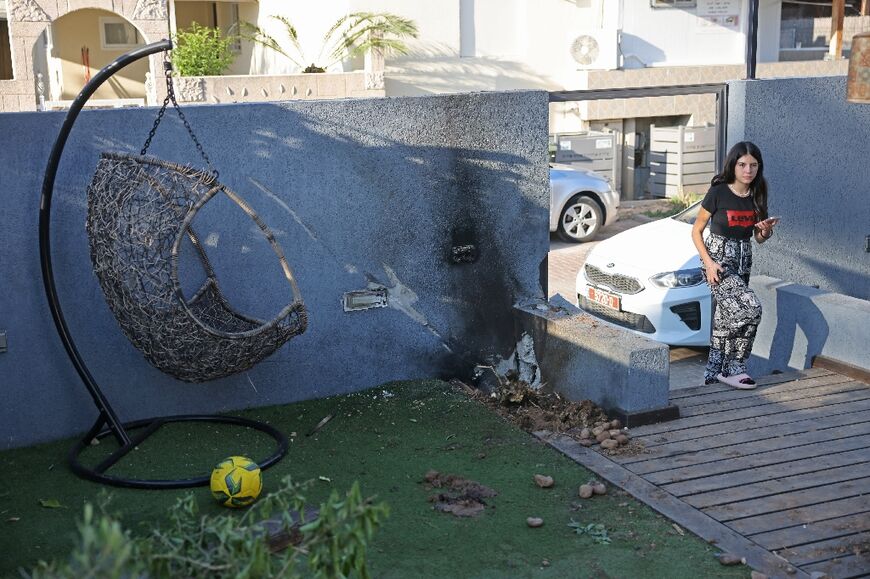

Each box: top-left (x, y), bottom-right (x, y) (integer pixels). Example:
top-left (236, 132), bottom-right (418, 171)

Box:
top-left (40, 40), bottom-right (288, 489)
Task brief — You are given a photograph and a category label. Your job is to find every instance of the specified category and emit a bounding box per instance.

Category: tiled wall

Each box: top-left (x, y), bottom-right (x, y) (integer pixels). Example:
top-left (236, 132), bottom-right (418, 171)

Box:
top-left (0, 0), bottom-right (166, 113)
top-left (582, 60), bottom-right (850, 124)
top-left (172, 72), bottom-right (385, 105)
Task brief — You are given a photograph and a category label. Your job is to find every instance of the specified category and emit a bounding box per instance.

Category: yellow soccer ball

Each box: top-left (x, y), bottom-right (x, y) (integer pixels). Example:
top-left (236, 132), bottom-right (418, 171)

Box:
top-left (210, 456), bottom-right (263, 508)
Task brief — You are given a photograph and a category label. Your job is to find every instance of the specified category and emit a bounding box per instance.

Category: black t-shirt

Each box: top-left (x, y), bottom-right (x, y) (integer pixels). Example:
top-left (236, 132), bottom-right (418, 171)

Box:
top-left (701, 182), bottom-right (756, 240)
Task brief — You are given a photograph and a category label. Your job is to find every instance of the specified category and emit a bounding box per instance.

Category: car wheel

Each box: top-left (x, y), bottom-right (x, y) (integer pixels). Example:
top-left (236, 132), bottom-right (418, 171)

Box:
top-left (557, 194), bottom-right (602, 243)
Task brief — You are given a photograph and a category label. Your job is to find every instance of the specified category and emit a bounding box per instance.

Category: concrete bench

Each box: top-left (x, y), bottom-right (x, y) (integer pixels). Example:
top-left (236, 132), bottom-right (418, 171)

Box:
top-left (515, 295), bottom-right (676, 427)
top-left (749, 275), bottom-right (870, 377)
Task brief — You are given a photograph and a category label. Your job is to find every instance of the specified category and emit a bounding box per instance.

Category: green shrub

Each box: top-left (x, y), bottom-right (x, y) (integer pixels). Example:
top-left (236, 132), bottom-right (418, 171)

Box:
top-left (172, 23), bottom-right (236, 77)
top-left (27, 477), bottom-right (389, 579)
top-left (669, 188), bottom-right (703, 211)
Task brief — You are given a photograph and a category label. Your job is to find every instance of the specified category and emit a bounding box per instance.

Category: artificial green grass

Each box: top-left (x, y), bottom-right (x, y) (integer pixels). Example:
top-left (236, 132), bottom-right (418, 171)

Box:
top-left (1, 380), bottom-right (748, 578)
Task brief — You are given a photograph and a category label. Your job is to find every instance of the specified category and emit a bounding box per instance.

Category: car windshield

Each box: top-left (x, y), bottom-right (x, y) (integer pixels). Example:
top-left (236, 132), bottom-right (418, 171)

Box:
top-left (672, 200), bottom-right (702, 224)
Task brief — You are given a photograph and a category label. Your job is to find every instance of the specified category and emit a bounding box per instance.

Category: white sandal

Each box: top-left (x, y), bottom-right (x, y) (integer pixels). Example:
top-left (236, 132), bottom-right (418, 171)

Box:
top-left (717, 373), bottom-right (757, 390)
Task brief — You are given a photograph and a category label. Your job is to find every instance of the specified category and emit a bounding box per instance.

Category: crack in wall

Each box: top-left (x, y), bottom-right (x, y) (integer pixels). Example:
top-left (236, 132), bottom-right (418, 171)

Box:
top-left (367, 263), bottom-right (454, 354)
top-left (250, 176), bottom-right (357, 274)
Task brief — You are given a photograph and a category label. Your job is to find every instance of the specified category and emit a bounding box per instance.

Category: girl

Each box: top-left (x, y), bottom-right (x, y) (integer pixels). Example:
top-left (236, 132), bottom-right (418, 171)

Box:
top-left (691, 141), bottom-right (778, 389)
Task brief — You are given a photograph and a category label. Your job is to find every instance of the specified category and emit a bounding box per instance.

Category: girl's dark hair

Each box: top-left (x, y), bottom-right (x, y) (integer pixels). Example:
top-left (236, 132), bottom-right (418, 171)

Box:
top-left (711, 141), bottom-right (768, 221)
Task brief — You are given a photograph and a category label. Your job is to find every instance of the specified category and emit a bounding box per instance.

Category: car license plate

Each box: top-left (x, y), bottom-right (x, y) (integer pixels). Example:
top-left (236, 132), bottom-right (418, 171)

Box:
top-left (588, 287), bottom-right (621, 311)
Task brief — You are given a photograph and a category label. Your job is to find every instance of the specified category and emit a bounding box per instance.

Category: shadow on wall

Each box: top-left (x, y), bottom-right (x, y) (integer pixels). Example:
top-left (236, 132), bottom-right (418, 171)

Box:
top-left (385, 53), bottom-right (562, 96)
top-left (0, 92), bottom-right (550, 448)
top-left (791, 252), bottom-right (870, 302)
top-left (618, 33), bottom-right (666, 69)
top-left (766, 285), bottom-right (830, 372)
top-left (47, 95), bottom-right (548, 412)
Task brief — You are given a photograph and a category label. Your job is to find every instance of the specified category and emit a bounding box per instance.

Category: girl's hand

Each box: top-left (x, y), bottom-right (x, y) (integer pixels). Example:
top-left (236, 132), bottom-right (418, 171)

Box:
top-left (704, 259), bottom-right (724, 286)
top-left (755, 216), bottom-right (779, 239)
top-left (757, 222), bottom-right (776, 238)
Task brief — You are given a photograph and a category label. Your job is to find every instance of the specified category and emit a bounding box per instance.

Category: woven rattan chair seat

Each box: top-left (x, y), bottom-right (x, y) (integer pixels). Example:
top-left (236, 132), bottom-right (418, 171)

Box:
top-left (86, 152), bottom-right (306, 382)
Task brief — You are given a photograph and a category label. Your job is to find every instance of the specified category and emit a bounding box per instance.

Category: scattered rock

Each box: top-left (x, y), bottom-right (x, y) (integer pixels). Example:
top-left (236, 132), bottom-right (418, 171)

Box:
top-left (457, 383), bottom-right (636, 455)
top-left (608, 429), bottom-right (621, 437)
top-left (534, 474), bottom-right (554, 488)
top-left (526, 517), bottom-right (544, 528)
top-left (578, 484), bottom-right (594, 499)
top-left (592, 482), bottom-right (607, 495)
top-left (751, 572), bottom-right (769, 579)
top-left (600, 439), bottom-right (619, 450)
top-left (716, 553), bottom-right (745, 566)
top-left (596, 431), bottom-right (612, 443)
top-left (615, 434), bottom-right (629, 445)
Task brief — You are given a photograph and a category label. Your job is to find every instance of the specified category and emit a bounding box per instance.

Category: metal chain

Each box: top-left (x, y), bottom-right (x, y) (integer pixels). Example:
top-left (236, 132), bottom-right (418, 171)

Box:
top-left (140, 57), bottom-right (219, 179)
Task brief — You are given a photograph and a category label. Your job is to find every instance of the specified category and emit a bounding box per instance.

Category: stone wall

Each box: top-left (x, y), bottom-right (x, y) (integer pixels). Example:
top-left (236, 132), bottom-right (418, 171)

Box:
top-left (580, 60), bottom-right (850, 125)
top-left (725, 76), bottom-right (870, 374)
top-left (727, 75), bottom-right (870, 301)
top-left (1, 0), bottom-right (389, 112)
top-left (0, 90), bottom-right (549, 449)
top-left (171, 72), bottom-right (384, 105)
top-left (0, 0), bottom-right (167, 112)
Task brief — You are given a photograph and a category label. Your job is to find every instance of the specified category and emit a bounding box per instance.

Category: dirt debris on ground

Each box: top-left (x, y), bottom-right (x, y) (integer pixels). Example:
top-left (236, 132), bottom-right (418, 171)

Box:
top-left (451, 376), bottom-right (647, 457)
top-left (422, 470), bottom-right (498, 518)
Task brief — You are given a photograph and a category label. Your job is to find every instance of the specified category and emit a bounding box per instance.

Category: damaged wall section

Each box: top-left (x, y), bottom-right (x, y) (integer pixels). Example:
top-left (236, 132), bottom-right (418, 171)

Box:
top-left (514, 297), bottom-right (675, 427)
top-left (0, 91), bottom-right (550, 448)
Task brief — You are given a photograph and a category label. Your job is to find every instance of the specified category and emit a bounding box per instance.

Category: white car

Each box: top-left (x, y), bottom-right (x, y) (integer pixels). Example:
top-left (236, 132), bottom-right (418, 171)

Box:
top-left (575, 202), bottom-right (711, 346)
top-left (550, 165), bottom-right (620, 243)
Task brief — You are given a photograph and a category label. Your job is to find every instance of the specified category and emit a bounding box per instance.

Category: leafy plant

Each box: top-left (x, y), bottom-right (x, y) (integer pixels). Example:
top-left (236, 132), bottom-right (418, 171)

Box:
top-left (172, 23), bottom-right (237, 76)
top-left (669, 188), bottom-right (702, 211)
top-left (641, 188), bottom-right (703, 219)
top-left (26, 477), bottom-right (389, 579)
top-left (302, 481), bottom-right (389, 579)
top-left (568, 520), bottom-right (612, 545)
top-left (240, 12), bottom-right (418, 73)
top-left (28, 501), bottom-right (145, 578)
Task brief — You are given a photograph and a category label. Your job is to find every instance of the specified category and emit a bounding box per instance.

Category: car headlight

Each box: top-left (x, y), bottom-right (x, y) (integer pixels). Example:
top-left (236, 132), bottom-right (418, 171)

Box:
top-left (649, 268), bottom-right (705, 288)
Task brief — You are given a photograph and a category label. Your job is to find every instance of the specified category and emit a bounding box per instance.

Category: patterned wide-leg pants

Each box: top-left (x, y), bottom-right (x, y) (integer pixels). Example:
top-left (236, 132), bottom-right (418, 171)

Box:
top-left (702, 234), bottom-right (762, 383)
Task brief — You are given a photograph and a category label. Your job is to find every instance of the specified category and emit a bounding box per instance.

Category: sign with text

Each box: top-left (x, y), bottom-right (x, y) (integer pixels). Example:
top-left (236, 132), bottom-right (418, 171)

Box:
top-left (697, 0), bottom-right (739, 32)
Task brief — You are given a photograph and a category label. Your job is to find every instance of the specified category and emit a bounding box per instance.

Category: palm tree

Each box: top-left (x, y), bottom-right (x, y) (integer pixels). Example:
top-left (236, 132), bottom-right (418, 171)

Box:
top-left (240, 12), bottom-right (418, 73)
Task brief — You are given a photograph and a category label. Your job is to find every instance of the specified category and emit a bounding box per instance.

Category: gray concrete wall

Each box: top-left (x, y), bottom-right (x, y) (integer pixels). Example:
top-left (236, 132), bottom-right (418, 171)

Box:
top-left (749, 275), bottom-right (870, 376)
top-left (0, 91), bottom-right (550, 449)
top-left (516, 297), bottom-right (670, 419)
top-left (727, 76), bottom-right (870, 301)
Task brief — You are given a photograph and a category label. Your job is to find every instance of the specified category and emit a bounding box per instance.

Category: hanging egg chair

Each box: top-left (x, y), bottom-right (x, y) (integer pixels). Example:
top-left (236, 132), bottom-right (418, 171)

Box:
top-left (86, 152), bottom-right (306, 382)
top-left (39, 41), bottom-right (305, 488)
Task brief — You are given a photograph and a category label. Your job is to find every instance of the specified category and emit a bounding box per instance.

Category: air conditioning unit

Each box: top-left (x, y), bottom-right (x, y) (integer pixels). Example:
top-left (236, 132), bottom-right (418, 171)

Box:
top-left (569, 29), bottom-right (619, 71)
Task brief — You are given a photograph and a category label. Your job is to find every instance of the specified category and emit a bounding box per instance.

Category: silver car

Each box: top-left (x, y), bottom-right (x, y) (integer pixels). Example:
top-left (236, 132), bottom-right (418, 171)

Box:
top-left (550, 164), bottom-right (619, 242)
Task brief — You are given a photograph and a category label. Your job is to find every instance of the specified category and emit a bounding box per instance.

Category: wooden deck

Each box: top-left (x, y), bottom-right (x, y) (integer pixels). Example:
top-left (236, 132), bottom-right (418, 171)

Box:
top-left (540, 368), bottom-right (870, 579)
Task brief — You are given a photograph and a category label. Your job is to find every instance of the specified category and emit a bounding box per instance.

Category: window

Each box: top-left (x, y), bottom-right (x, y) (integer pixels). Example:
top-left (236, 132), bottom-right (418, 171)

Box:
top-left (99, 17), bottom-right (143, 50)
top-left (227, 3), bottom-right (240, 52)
top-left (1, 19), bottom-right (13, 79)
top-left (650, 0), bottom-right (697, 7)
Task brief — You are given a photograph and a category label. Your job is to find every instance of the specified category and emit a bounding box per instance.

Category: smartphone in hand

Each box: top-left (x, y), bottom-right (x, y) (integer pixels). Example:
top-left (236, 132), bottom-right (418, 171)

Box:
top-left (756, 216), bottom-right (781, 228)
